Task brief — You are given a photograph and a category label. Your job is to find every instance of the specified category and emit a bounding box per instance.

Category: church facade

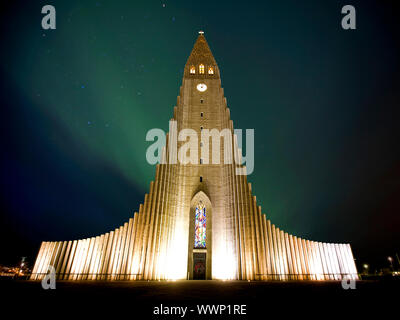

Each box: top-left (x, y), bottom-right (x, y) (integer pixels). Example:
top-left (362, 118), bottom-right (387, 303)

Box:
top-left (30, 33), bottom-right (358, 281)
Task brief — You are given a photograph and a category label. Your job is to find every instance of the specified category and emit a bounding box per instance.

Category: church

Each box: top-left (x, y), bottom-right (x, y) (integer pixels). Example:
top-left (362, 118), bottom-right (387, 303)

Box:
top-left (30, 32), bottom-right (358, 281)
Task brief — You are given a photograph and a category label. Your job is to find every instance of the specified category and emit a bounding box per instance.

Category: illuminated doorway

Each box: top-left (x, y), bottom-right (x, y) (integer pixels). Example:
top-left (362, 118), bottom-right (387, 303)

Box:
top-left (187, 191), bottom-right (212, 279)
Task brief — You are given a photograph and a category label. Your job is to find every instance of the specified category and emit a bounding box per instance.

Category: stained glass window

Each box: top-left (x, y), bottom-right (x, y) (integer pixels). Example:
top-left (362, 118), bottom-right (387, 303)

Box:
top-left (194, 202), bottom-right (206, 248)
top-left (190, 66), bottom-right (196, 74)
top-left (208, 67), bottom-right (214, 74)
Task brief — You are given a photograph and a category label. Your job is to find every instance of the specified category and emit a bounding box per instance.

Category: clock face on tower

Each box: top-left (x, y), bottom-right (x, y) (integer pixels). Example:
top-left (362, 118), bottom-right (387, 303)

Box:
top-left (197, 83), bottom-right (207, 92)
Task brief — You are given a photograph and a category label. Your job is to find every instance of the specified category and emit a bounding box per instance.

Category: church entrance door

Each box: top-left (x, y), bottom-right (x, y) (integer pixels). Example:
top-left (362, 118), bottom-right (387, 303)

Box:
top-left (193, 252), bottom-right (206, 280)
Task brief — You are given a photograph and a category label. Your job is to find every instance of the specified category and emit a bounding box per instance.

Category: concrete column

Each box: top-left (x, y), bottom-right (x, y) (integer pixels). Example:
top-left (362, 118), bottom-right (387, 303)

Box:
top-left (127, 215), bottom-right (138, 280)
top-left (271, 224), bottom-right (279, 279)
top-left (292, 235), bottom-right (301, 279)
top-left (141, 181), bottom-right (155, 279)
top-left (107, 229), bottom-right (118, 279)
top-left (89, 236), bottom-right (100, 280)
top-left (65, 240), bottom-right (77, 279)
top-left (70, 240), bottom-right (82, 280)
top-left (262, 217), bottom-right (271, 279)
top-left (35, 241), bottom-right (48, 280)
top-left (334, 244), bottom-right (345, 279)
top-left (317, 242), bottom-right (328, 280)
top-left (100, 233), bottom-right (112, 280)
top-left (55, 242), bottom-right (68, 279)
top-left (31, 242), bottom-right (46, 280)
top-left (289, 234), bottom-right (296, 279)
top-left (83, 237), bottom-right (95, 280)
top-left (280, 231), bottom-right (288, 280)
top-left (257, 211), bottom-right (267, 280)
top-left (132, 204), bottom-right (145, 279)
top-left (301, 239), bottom-right (309, 279)
top-left (59, 241), bottom-right (72, 280)
top-left (116, 223), bottom-right (128, 279)
top-left (324, 242), bottom-right (334, 280)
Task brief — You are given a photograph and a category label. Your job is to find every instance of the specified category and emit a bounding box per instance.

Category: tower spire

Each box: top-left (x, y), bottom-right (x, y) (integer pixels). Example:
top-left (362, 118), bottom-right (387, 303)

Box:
top-left (184, 31), bottom-right (219, 78)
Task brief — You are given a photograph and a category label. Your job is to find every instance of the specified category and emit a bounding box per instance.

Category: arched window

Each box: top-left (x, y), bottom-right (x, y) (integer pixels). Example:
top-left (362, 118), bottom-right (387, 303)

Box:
top-left (199, 64), bottom-right (205, 74)
top-left (190, 66), bottom-right (196, 74)
top-left (208, 67), bottom-right (214, 75)
top-left (194, 202), bottom-right (206, 248)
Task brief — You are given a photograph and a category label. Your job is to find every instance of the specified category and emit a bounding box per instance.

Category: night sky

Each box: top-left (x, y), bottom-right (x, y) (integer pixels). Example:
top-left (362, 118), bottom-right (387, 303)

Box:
top-left (1, 0), bottom-right (399, 272)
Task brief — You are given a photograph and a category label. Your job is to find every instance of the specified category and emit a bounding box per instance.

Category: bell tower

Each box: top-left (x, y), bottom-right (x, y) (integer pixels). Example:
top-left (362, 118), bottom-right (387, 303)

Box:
top-left (173, 31), bottom-right (238, 279)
